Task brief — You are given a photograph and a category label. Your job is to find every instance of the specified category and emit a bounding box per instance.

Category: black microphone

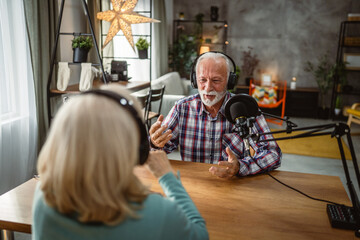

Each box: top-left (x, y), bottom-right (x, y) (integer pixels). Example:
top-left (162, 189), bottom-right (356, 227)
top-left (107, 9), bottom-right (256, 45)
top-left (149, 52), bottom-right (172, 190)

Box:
top-left (229, 102), bottom-right (249, 127)
top-left (224, 94), bottom-right (260, 157)
top-left (224, 94), bottom-right (260, 124)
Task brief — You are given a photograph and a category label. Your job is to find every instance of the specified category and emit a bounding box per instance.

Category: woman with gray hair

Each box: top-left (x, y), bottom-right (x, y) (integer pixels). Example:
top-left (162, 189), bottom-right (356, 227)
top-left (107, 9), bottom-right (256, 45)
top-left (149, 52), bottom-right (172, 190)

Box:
top-left (32, 84), bottom-right (208, 240)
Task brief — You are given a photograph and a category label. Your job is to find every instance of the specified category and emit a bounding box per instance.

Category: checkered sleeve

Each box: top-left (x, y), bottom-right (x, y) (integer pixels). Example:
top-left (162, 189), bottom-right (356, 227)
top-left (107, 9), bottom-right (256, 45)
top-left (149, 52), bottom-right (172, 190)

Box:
top-left (223, 115), bottom-right (282, 176)
top-left (161, 105), bottom-right (180, 154)
top-left (239, 115), bottom-right (282, 176)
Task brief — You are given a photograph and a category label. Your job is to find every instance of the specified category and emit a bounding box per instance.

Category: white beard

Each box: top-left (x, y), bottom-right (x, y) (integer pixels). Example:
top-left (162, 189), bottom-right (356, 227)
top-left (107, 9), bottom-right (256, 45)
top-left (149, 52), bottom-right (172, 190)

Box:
top-left (198, 89), bottom-right (227, 106)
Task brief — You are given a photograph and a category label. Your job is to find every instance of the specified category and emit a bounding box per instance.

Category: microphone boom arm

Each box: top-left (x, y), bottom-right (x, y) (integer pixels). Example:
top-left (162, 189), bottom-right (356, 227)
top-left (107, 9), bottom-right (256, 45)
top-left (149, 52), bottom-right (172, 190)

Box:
top-left (251, 121), bottom-right (360, 232)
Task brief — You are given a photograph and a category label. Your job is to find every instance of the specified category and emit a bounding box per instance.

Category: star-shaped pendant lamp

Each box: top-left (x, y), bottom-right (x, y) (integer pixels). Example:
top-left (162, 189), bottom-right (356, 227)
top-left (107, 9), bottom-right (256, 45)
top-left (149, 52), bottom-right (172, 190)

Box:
top-left (97, 0), bottom-right (160, 50)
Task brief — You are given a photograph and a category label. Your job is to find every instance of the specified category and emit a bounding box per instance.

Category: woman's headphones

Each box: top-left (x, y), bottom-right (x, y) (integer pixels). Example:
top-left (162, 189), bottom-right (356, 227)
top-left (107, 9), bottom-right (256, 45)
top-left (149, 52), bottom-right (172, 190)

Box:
top-left (190, 51), bottom-right (237, 89)
top-left (82, 89), bottom-right (149, 165)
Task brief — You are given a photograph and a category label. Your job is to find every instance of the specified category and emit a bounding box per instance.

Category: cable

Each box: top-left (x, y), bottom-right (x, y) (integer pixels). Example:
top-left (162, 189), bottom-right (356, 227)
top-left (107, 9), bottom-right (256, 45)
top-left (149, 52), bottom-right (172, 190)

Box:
top-left (250, 155), bottom-right (347, 207)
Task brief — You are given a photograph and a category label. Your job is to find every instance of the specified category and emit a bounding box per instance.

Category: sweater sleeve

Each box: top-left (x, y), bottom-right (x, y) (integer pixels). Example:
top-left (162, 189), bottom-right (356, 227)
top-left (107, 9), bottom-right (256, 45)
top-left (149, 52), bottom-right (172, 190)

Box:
top-left (158, 172), bottom-right (209, 240)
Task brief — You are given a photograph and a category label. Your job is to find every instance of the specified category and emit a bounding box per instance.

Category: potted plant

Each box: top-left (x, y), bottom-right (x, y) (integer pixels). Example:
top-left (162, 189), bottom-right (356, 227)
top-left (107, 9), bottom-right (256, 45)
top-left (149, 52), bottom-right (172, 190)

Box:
top-left (334, 95), bottom-right (342, 116)
top-left (241, 47), bottom-right (260, 86)
top-left (72, 36), bottom-right (93, 63)
top-left (304, 53), bottom-right (335, 119)
top-left (169, 34), bottom-right (198, 78)
top-left (136, 38), bottom-right (150, 59)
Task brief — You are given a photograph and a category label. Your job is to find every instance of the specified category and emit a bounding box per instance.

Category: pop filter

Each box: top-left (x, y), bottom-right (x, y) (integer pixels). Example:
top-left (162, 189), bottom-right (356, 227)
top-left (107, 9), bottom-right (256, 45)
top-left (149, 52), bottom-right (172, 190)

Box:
top-left (224, 94), bottom-right (260, 124)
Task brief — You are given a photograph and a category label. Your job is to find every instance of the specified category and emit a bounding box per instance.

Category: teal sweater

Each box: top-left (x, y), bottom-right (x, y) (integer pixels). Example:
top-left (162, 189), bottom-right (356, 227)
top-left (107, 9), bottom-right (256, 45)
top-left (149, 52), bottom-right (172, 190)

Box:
top-left (32, 172), bottom-right (208, 240)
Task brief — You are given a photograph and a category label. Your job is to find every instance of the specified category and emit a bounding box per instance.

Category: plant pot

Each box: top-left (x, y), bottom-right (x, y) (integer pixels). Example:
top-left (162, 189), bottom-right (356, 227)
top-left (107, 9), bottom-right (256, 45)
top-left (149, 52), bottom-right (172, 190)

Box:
top-left (334, 108), bottom-right (341, 116)
top-left (210, 6), bottom-right (219, 21)
top-left (138, 49), bottom-right (148, 59)
top-left (73, 48), bottom-right (89, 63)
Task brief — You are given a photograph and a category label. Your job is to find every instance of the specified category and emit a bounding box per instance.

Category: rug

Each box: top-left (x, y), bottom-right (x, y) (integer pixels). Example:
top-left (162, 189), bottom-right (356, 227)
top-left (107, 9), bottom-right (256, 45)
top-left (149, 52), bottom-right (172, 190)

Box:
top-left (269, 130), bottom-right (352, 160)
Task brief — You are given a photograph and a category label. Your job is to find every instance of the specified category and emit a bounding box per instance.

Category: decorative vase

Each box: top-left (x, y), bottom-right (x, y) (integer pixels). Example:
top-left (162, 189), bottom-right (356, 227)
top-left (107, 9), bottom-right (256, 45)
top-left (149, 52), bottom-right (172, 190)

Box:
top-left (210, 6), bottom-right (219, 21)
top-left (138, 49), bottom-right (148, 59)
top-left (73, 48), bottom-right (89, 63)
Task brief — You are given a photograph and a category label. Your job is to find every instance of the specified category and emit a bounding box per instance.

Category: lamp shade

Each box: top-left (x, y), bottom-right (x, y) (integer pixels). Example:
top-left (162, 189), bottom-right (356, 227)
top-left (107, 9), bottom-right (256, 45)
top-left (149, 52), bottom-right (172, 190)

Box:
top-left (199, 45), bottom-right (210, 55)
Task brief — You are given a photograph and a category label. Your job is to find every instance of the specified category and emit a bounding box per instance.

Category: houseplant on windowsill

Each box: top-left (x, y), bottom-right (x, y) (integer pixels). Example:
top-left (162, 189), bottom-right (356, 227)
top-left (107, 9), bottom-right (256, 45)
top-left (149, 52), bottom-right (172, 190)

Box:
top-left (334, 95), bottom-right (342, 116)
top-left (136, 38), bottom-right (150, 59)
top-left (72, 36), bottom-right (93, 63)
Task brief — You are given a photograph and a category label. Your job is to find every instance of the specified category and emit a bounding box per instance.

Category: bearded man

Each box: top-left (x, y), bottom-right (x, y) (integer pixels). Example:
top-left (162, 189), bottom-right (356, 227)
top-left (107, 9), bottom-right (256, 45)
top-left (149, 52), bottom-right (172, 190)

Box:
top-left (149, 52), bottom-right (281, 178)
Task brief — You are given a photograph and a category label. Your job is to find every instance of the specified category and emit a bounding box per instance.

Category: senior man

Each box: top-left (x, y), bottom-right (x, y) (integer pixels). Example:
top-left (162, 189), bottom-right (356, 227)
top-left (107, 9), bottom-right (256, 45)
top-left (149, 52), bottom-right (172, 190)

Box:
top-left (149, 51), bottom-right (281, 178)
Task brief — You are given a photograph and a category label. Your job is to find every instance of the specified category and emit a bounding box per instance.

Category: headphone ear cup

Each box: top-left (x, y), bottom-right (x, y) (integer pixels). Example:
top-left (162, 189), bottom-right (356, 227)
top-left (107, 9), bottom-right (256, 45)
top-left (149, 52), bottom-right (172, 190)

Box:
top-left (138, 130), bottom-right (150, 165)
top-left (227, 72), bottom-right (237, 89)
top-left (191, 71), bottom-right (197, 88)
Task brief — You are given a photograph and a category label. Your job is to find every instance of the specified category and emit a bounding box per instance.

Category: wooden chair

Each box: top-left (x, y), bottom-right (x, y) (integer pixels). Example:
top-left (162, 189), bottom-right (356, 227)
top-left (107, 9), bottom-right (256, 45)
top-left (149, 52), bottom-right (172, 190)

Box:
top-left (249, 79), bottom-right (287, 125)
top-left (144, 85), bottom-right (166, 130)
top-left (135, 93), bottom-right (150, 121)
top-left (346, 103), bottom-right (360, 127)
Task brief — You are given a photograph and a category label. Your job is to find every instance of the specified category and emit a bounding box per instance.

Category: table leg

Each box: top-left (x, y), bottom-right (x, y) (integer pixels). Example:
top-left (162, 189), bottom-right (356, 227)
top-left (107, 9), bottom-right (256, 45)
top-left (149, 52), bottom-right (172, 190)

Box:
top-left (0, 230), bottom-right (14, 240)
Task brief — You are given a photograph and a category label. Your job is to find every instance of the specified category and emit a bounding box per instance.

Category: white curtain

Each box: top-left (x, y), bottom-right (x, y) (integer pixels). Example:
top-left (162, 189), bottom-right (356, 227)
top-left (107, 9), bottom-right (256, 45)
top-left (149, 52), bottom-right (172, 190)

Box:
top-left (0, 0), bottom-right (38, 194)
top-left (152, 0), bottom-right (168, 79)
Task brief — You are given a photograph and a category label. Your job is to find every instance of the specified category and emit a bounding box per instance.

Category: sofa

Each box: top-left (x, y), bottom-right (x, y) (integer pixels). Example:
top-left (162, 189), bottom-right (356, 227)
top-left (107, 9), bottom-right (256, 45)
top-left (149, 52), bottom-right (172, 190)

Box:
top-left (132, 72), bottom-right (197, 118)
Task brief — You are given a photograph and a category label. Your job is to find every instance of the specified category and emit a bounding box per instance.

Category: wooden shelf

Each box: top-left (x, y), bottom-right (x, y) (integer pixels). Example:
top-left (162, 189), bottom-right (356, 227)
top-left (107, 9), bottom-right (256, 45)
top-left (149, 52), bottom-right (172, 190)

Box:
top-left (49, 80), bottom-right (150, 95)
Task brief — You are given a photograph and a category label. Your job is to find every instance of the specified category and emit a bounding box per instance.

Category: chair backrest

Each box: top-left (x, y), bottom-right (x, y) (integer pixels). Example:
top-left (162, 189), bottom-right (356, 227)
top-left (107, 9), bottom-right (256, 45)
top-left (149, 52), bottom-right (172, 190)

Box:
top-left (144, 85), bottom-right (166, 122)
top-left (135, 93), bottom-right (150, 120)
top-left (249, 79), bottom-right (287, 106)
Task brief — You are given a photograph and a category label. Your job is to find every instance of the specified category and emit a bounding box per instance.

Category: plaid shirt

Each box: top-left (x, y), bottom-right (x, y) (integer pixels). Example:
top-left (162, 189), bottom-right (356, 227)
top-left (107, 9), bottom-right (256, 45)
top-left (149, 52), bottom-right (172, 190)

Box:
top-left (162, 92), bottom-right (282, 176)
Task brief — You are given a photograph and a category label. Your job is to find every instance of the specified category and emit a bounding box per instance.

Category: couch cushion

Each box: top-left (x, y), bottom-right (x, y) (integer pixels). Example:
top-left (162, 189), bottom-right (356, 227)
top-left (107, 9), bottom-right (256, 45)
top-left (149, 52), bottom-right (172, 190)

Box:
top-left (151, 72), bottom-right (185, 95)
top-left (251, 84), bottom-right (278, 104)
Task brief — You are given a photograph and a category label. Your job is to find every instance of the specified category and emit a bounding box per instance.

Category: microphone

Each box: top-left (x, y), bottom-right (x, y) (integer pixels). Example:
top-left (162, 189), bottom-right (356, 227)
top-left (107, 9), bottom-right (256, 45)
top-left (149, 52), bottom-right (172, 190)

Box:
top-left (224, 94), bottom-right (260, 124)
top-left (224, 94), bottom-right (260, 157)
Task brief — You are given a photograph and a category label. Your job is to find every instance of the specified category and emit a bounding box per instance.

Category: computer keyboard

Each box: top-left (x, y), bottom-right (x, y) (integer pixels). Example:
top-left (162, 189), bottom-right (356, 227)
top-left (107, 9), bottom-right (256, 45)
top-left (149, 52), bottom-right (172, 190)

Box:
top-left (327, 204), bottom-right (358, 230)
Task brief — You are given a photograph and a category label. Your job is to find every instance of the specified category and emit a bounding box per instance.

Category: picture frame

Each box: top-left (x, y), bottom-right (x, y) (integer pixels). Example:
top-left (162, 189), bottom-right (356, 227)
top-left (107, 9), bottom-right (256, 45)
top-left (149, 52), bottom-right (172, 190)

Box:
top-left (344, 53), bottom-right (360, 70)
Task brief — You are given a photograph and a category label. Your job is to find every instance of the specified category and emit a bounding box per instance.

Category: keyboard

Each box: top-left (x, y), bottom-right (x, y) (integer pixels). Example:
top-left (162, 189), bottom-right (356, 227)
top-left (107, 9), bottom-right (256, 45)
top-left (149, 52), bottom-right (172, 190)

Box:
top-left (327, 204), bottom-right (358, 230)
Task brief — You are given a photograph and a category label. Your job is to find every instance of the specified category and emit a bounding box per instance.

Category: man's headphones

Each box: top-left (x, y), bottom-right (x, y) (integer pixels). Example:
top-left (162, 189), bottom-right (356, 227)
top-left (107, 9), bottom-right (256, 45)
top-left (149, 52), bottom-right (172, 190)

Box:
top-left (82, 89), bottom-right (149, 165)
top-left (190, 51), bottom-right (237, 89)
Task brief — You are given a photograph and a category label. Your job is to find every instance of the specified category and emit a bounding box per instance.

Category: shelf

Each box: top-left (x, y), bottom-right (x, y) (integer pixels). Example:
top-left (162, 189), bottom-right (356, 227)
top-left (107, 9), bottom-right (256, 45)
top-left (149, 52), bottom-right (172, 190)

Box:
top-left (55, 62), bottom-right (101, 66)
top-left (101, 34), bottom-right (151, 37)
top-left (331, 20), bottom-right (360, 119)
top-left (49, 80), bottom-right (150, 95)
top-left (174, 19), bottom-right (227, 23)
top-left (102, 56), bottom-right (150, 60)
top-left (336, 90), bottom-right (360, 96)
top-left (59, 32), bottom-right (92, 36)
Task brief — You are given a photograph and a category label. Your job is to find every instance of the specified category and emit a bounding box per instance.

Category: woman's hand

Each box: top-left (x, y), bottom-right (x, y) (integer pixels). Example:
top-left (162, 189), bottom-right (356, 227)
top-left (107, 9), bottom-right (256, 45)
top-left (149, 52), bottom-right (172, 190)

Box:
top-left (145, 150), bottom-right (174, 179)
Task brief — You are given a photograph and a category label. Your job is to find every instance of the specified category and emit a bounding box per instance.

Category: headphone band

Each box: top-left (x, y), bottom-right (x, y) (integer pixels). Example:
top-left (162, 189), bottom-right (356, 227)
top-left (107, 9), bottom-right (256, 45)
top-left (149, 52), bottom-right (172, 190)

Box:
top-left (190, 51), bottom-right (237, 89)
top-left (81, 89), bottom-right (149, 165)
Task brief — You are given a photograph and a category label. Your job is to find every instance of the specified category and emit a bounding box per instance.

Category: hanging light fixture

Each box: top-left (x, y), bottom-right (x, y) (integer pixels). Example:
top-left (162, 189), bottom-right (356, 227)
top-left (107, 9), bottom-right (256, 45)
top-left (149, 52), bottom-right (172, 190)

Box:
top-left (97, 0), bottom-right (160, 50)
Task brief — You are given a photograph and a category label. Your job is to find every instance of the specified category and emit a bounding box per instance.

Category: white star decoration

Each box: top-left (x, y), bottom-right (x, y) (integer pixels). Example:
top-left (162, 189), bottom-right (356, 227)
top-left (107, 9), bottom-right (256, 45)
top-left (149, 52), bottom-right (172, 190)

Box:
top-left (97, 0), bottom-right (160, 50)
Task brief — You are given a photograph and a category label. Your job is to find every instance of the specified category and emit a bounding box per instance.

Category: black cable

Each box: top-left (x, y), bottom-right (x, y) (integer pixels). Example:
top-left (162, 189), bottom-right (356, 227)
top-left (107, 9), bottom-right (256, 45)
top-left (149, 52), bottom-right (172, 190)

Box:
top-left (250, 155), bottom-right (347, 207)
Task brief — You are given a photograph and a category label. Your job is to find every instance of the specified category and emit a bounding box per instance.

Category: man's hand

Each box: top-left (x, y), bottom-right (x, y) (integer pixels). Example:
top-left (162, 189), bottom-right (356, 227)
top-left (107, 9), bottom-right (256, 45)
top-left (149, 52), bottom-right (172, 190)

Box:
top-left (149, 115), bottom-right (172, 148)
top-left (209, 147), bottom-right (240, 178)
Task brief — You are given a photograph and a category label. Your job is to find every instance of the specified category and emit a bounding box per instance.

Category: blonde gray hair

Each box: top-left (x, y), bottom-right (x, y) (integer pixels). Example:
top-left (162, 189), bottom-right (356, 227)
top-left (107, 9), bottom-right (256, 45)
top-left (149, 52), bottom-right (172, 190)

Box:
top-left (37, 84), bottom-right (149, 225)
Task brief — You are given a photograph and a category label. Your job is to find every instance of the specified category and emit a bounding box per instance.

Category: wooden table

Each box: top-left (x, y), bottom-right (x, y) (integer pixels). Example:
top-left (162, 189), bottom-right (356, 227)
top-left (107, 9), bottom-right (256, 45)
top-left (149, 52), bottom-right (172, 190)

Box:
top-left (49, 80), bottom-right (150, 95)
top-left (0, 161), bottom-right (355, 239)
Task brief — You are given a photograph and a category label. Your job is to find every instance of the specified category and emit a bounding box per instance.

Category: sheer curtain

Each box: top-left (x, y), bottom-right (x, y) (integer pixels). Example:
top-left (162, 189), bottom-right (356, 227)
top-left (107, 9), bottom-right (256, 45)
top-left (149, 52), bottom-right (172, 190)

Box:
top-left (0, 0), bottom-right (38, 194)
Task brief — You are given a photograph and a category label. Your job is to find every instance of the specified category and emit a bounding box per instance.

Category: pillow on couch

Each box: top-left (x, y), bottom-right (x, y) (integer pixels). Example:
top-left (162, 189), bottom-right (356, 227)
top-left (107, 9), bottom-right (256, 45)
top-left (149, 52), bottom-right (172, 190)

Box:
top-left (251, 84), bottom-right (277, 104)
